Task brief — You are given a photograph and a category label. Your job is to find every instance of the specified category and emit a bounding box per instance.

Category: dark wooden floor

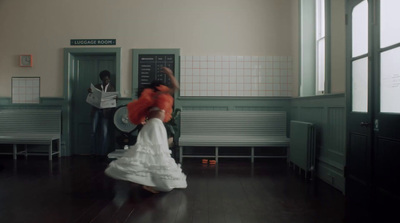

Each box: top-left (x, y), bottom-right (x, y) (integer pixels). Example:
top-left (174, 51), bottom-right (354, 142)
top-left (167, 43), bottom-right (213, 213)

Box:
top-left (0, 156), bottom-right (346, 223)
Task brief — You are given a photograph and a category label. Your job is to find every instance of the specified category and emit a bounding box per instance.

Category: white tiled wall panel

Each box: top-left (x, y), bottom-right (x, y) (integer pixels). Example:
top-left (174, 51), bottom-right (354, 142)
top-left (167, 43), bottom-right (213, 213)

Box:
top-left (180, 56), bottom-right (292, 97)
top-left (12, 77), bottom-right (40, 104)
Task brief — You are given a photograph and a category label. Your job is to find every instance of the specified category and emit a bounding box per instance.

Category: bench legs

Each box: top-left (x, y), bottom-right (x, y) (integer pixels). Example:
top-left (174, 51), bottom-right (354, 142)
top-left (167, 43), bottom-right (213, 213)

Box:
top-left (24, 145), bottom-right (28, 159)
top-left (11, 144), bottom-right (28, 160)
top-left (178, 146), bottom-right (286, 163)
top-left (49, 142), bottom-right (53, 161)
top-left (58, 139), bottom-right (62, 158)
top-left (179, 146), bottom-right (220, 163)
top-left (179, 146), bottom-right (183, 164)
top-left (11, 140), bottom-right (61, 161)
top-left (13, 144), bottom-right (17, 160)
top-left (215, 147), bottom-right (219, 163)
top-left (49, 139), bottom-right (62, 160)
top-left (251, 147), bottom-right (254, 163)
top-left (179, 146), bottom-right (254, 163)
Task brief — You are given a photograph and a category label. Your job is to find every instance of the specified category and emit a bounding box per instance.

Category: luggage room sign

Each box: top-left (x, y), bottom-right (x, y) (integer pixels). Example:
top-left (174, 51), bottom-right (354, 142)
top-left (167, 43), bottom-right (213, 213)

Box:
top-left (70, 39), bottom-right (116, 45)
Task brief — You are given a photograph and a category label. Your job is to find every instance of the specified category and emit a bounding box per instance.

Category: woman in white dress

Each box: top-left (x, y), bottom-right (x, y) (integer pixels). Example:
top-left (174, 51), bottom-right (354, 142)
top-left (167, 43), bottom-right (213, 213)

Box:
top-left (105, 67), bottom-right (187, 193)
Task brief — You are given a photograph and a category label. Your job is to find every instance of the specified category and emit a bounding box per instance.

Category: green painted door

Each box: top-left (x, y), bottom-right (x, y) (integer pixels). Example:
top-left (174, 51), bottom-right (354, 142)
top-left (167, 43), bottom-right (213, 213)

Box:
top-left (346, 1), bottom-right (372, 221)
top-left (71, 55), bottom-right (116, 155)
top-left (346, 0), bottom-right (400, 221)
top-left (373, 0), bottom-right (400, 219)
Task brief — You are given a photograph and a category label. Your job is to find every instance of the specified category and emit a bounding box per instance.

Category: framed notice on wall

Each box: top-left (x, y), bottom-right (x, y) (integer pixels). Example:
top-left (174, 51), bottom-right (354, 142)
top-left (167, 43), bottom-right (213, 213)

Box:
top-left (138, 54), bottom-right (175, 87)
top-left (12, 77), bottom-right (40, 104)
top-left (132, 49), bottom-right (180, 98)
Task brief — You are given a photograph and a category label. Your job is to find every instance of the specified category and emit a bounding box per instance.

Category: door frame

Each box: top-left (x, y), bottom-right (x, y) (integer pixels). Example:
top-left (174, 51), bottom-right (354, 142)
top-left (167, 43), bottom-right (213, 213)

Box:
top-left (345, 0), bottom-right (374, 220)
top-left (345, 0), bottom-right (400, 220)
top-left (63, 47), bottom-right (121, 155)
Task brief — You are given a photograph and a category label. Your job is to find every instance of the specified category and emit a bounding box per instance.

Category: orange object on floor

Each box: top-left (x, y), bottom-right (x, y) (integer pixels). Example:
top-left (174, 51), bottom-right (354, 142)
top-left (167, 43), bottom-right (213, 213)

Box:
top-left (202, 159), bottom-right (208, 164)
top-left (209, 160), bottom-right (216, 165)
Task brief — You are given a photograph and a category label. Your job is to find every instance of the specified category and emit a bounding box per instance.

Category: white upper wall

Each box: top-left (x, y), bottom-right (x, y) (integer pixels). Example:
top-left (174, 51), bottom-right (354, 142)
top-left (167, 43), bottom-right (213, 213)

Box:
top-left (0, 0), bottom-right (345, 98)
top-left (0, 0), bottom-right (293, 97)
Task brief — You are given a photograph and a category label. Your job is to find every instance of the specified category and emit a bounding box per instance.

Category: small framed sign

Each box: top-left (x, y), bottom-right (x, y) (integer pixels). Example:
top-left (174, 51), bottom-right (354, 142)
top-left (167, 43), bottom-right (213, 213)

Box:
top-left (19, 54), bottom-right (32, 67)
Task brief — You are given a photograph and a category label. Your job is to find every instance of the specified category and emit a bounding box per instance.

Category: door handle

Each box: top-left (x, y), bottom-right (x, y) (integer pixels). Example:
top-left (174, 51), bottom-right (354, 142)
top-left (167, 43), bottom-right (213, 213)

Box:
top-left (374, 119), bottom-right (379, 132)
top-left (360, 122), bottom-right (370, 127)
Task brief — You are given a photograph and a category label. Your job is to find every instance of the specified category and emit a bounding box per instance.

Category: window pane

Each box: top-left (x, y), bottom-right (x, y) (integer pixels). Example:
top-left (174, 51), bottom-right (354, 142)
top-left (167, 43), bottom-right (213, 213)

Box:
top-left (317, 38), bottom-right (325, 92)
top-left (352, 57), bottom-right (368, 112)
top-left (352, 0), bottom-right (368, 57)
top-left (316, 0), bottom-right (325, 39)
top-left (380, 0), bottom-right (400, 48)
top-left (381, 47), bottom-right (400, 113)
top-left (315, 0), bottom-right (325, 94)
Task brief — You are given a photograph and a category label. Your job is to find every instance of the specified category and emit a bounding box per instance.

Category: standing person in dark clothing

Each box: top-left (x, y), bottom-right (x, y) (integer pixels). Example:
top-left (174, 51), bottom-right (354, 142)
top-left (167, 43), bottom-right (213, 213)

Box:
top-left (88, 70), bottom-right (116, 156)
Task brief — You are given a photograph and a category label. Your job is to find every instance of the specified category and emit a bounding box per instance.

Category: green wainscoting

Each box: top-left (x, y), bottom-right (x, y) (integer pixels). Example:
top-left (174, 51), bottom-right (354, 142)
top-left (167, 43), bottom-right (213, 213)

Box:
top-left (0, 97), bottom-right (133, 157)
top-left (291, 93), bottom-right (346, 193)
top-left (176, 94), bottom-right (346, 194)
top-left (0, 94), bottom-right (346, 194)
top-left (0, 97), bottom-right (66, 155)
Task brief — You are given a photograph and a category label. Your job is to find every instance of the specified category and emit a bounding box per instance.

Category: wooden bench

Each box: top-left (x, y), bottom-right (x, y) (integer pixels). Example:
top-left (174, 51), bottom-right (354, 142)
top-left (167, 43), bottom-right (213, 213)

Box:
top-left (0, 109), bottom-right (62, 160)
top-left (178, 110), bottom-right (290, 163)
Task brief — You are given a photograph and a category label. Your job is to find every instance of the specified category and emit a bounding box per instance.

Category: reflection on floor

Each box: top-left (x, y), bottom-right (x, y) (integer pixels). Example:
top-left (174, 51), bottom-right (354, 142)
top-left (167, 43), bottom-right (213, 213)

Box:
top-left (0, 156), bottom-right (345, 223)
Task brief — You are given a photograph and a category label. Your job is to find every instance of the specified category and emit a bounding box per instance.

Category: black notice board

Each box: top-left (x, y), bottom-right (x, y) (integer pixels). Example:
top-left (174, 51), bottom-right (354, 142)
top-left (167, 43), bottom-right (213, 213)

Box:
top-left (138, 54), bottom-right (175, 88)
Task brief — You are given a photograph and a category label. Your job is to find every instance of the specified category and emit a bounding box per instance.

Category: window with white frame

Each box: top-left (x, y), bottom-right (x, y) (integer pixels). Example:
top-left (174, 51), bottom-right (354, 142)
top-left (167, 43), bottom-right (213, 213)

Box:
top-left (316, 0), bottom-right (325, 94)
top-left (300, 0), bottom-right (327, 96)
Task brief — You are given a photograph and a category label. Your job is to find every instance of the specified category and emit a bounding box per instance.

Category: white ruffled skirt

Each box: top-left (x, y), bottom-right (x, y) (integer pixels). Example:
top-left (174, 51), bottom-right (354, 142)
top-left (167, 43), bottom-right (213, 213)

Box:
top-left (105, 118), bottom-right (187, 192)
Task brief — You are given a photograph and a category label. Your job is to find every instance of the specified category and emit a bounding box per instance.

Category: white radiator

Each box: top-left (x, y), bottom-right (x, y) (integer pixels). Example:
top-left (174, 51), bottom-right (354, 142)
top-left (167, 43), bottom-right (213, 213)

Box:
top-left (289, 120), bottom-right (316, 179)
